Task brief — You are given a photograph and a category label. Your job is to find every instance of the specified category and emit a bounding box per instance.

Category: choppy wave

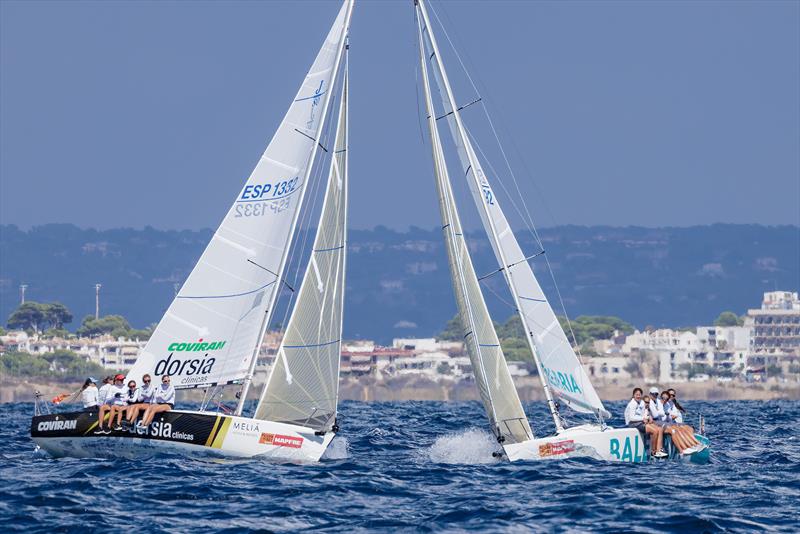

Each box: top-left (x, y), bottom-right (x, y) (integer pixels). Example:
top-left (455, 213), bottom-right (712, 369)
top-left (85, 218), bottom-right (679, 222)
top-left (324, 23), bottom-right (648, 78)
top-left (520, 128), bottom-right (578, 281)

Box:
top-left (427, 428), bottom-right (500, 465)
top-left (2, 399), bottom-right (799, 531)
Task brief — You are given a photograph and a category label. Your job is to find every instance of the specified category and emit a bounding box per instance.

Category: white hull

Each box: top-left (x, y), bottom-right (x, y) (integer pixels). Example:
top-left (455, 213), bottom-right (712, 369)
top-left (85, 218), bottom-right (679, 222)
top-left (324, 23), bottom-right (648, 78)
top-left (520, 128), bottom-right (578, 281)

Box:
top-left (32, 410), bottom-right (335, 463)
top-left (503, 424), bottom-right (709, 464)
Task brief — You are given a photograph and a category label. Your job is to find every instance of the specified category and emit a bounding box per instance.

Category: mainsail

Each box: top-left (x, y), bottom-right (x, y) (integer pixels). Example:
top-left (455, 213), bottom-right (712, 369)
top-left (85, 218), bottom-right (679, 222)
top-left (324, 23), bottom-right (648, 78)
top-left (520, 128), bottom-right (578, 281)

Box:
top-left (416, 0), bottom-right (609, 422)
top-left (253, 64), bottom-right (349, 431)
top-left (126, 0), bottom-right (354, 391)
top-left (416, 14), bottom-right (531, 444)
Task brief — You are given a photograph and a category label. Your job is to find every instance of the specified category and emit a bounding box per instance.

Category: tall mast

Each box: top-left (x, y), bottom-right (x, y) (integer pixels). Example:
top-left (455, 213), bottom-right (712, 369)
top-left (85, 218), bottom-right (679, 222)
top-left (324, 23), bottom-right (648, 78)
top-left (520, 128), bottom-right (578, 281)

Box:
top-left (236, 0), bottom-right (355, 416)
top-left (415, 9), bottom-right (501, 433)
top-left (416, 0), bottom-right (563, 432)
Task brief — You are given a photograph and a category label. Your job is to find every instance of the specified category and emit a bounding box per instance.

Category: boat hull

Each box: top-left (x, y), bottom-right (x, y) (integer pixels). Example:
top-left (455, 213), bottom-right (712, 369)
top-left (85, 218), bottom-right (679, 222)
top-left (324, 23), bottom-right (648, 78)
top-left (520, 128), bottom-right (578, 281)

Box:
top-left (31, 410), bottom-right (335, 462)
top-left (502, 424), bottom-right (710, 464)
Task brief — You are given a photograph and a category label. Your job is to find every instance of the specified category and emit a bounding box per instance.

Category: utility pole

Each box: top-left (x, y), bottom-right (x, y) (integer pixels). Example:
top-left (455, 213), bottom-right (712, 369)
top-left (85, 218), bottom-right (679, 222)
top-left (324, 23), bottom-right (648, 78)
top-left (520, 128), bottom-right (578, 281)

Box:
top-left (20, 284), bottom-right (27, 304)
top-left (95, 284), bottom-right (102, 319)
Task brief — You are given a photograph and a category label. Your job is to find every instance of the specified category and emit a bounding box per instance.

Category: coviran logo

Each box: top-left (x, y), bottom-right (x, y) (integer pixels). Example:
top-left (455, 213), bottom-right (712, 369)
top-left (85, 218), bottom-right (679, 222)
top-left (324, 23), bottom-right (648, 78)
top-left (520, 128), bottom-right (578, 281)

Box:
top-left (38, 419), bottom-right (77, 432)
top-left (259, 432), bottom-right (304, 449)
top-left (155, 338), bottom-right (225, 378)
top-left (167, 339), bottom-right (226, 352)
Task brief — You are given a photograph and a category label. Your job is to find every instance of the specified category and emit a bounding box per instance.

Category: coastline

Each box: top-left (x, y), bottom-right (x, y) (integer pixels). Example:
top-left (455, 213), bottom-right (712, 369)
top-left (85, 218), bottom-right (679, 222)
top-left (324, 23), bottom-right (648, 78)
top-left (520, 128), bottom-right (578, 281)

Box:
top-left (3, 376), bottom-right (798, 404)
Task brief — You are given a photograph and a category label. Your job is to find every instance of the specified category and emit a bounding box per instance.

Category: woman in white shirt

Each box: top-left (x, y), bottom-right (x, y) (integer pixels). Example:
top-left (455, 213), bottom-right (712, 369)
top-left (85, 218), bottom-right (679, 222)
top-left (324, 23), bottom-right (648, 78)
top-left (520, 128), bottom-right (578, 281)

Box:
top-left (661, 390), bottom-right (703, 454)
top-left (140, 375), bottom-right (176, 428)
top-left (624, 388), bottom-right (666, 458)
top-left (125, 374), bottom-right (155, 426)
top-left (80, 378), bottom-right (99, 411)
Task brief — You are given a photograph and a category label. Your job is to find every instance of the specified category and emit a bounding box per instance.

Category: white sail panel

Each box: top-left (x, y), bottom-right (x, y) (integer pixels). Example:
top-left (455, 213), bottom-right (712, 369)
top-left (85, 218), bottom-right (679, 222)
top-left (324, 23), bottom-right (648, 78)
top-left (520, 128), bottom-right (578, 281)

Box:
top-left (417, 0), bottom-right (608, 419)
top-left (417, 14), bottom-right (531, 444)
top-left (253, 68), bottom-right (349, 430)
top-left (126, 1), bottom-right (352, 389)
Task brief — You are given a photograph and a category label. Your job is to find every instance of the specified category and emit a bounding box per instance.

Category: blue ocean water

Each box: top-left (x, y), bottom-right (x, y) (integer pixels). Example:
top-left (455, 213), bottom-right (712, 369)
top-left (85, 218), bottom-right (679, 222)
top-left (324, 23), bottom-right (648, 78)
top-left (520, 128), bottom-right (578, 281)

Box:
top-left (1, 399), bottom-right (798, 532)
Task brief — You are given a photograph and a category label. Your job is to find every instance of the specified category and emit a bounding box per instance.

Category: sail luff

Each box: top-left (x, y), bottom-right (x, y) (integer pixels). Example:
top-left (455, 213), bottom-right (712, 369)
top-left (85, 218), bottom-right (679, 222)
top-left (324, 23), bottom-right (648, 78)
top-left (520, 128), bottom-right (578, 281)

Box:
top-left (253, 50), bottom-right (349, 430)
top-left (416, 6), bottom-right (532, 444)
top-left (415, 11), bottom-right (497, 430)
top-left (415, 0), bottom-right (566, 429)
top-left (333, 53), bottom-right (349, 413)
top-left (236, 0), bottom-right (355, 415)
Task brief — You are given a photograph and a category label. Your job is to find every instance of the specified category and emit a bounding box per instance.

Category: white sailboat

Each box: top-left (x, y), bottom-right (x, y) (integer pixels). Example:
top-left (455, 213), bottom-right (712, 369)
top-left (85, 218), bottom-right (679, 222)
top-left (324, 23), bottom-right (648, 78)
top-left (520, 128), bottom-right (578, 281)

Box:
top-left (31, 0), bottom-right (354, 461)
top-left (414, 0), bottom-right (709, 463)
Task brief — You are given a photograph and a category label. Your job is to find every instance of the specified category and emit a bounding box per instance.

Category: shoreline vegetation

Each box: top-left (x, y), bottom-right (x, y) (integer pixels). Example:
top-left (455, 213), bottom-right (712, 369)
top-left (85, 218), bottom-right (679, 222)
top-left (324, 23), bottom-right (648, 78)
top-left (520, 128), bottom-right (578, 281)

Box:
top-left (4, 301), bottom-right (799, 404)
top-left (3, 375), bottom-right (797, 404)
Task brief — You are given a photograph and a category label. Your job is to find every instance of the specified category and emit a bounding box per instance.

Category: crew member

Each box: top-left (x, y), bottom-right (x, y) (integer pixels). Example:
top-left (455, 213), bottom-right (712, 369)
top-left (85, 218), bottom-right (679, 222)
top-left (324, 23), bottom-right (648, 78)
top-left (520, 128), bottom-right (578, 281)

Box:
top-left (97, 376), bottom-right (113, 405)
top-left (140, 374), bottom-right (176, 427)
top-left (126, 374), bottom-right (155, 426)
top-left (95, 374), bottom-right (125, 434)
top-left (625, 387), bottom-right (666, 458)
top-left (80, 377), bottom-right (99, 411)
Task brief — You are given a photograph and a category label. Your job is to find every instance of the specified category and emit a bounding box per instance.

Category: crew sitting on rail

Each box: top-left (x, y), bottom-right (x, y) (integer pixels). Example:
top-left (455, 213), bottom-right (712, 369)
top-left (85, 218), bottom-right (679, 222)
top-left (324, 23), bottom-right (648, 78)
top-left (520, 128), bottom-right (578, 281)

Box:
top-left (95, 374), bottom-right (125, 434)
top-left (97, 376), bottom-right (113, 405)
top-left (108, 379), bottom-right (140, 431)
top-left (125, 374), bottom-right (155, 427)
top-left (80, 377), bottom-right (99, 411)
top-left (140, 374), bottom-right (176, 428)
top-left (624, 387), bottom-right (667, 458)
top-left (657, 389), bottom-right (703, 454)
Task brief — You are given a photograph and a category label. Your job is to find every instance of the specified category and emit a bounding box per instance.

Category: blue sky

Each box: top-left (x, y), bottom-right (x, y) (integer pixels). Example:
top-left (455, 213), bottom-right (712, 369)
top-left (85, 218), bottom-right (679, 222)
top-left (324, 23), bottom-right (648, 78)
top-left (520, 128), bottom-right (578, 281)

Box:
top-left (1, 0), bottom-right (798, 231)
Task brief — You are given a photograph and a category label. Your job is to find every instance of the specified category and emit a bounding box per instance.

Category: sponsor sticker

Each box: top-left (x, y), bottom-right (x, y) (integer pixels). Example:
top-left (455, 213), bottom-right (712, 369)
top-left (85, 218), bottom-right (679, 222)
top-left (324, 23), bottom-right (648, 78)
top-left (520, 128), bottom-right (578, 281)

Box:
top-left (259, 432), bottom-right (304, 449)
top-left (539, 439), bottom-right (575, 458)
top-left (37, 419), bottom-right (77, 432)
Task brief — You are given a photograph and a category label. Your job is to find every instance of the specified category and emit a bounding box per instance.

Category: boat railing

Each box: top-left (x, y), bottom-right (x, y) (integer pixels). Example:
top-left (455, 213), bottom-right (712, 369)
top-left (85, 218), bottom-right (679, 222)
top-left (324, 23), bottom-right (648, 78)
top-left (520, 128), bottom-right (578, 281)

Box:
top-left (33, 391), bottom-right (51, 417)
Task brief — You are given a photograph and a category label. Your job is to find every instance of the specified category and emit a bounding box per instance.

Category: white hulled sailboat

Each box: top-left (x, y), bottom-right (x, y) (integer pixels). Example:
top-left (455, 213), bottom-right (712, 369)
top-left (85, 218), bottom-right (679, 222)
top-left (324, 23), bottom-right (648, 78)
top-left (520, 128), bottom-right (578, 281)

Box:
top-left (413, 0), bottom-right (709, 463)
top-left (31, 0), bottom-right (354, 461)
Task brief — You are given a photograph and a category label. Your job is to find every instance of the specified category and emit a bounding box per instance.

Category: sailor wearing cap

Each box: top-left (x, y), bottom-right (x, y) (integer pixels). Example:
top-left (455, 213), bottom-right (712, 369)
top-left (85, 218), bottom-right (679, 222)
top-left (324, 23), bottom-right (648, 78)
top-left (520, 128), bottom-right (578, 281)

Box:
top-left (81, 377), bottom-right (99, 411)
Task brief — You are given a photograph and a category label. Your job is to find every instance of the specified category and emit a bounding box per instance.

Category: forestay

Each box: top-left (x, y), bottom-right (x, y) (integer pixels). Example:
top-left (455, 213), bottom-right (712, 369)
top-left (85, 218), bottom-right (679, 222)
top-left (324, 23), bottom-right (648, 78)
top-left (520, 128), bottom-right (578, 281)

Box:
top-left (254, 67), bottom-right (349, 431)
top-left (416, 14), bottom-right (531, 444)
top-left (126, 1), bottom-right (352, 390)
top-left (417, 0), bottom-right (609, 419)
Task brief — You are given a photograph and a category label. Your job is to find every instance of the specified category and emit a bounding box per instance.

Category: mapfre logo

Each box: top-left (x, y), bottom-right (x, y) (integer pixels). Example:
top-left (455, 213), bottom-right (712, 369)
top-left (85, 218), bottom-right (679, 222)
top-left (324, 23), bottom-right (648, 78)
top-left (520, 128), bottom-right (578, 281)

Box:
top-left (259, 432), bottom-right (303, 449)
top-left (37, 419), bottom-right (77, 432)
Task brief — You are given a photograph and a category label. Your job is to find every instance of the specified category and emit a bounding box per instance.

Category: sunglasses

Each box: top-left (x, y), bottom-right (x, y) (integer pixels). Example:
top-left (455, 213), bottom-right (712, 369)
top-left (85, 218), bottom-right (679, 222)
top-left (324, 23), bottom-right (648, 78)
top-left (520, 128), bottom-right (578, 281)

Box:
top-left (143, 379), bottom-right (151, 383)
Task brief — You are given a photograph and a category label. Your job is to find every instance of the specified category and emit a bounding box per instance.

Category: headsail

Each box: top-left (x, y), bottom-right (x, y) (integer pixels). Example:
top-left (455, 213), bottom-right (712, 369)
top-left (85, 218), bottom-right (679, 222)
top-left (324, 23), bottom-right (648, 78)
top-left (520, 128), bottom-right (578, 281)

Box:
top-left (253, 62), bottom-right (349, 431)
top-left (416, 0), bottom-right (609, 421)
top-left (416, 12), bottom-right (531, 444)
top-left (125, 1), bottom-right (353, 391)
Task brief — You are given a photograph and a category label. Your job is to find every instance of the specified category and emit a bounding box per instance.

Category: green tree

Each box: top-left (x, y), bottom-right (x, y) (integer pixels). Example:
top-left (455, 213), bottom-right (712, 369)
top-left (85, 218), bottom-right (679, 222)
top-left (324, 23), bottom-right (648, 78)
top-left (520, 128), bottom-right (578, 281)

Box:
top-left (438, 314), bottom-right (463, 341)
top-left (44, 302), bottom-right (73, 329)
top-left (7, 302), bottom-right (48, 332)
top-left (76, 315), bottom-right (132, 337)
top-left (0, 349), bottom-right (105, 381)
top-left (714, 311), bottom-right (743, 327)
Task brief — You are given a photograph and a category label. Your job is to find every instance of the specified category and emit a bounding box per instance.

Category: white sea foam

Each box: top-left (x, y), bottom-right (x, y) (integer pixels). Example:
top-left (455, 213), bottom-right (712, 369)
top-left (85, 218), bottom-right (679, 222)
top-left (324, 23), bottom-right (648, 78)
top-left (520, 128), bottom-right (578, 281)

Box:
top-left (321, 436), bottom-right (349, 460)
top-left (428, 428), bottom-right (500, 465)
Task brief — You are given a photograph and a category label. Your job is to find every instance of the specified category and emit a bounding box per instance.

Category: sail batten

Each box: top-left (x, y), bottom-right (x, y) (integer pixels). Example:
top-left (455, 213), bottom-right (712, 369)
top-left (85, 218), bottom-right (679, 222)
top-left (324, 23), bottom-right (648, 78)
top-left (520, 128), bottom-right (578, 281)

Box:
top-left (124, 1), bottom-right (353, 393)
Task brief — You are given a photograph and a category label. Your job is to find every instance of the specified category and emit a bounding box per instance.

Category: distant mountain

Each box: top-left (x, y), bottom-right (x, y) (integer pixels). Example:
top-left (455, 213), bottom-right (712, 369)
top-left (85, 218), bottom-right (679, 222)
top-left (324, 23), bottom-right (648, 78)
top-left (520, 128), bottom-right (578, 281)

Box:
top-left (1, 224), bottom-right (798, 343)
